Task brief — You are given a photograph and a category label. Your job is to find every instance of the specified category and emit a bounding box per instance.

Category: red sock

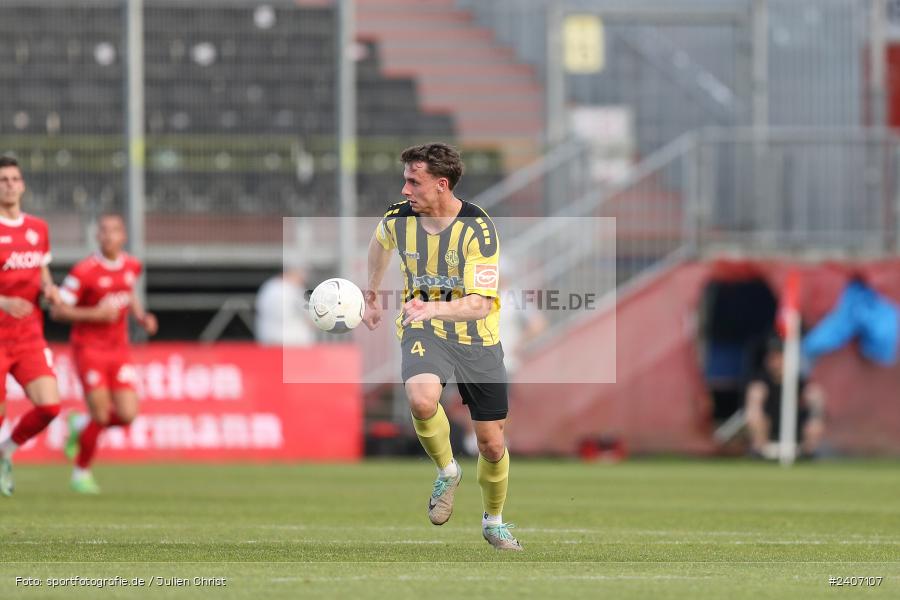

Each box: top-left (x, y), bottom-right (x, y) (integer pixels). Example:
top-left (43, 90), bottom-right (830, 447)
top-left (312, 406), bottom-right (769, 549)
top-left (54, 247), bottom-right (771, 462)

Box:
top-left (107, 414), bottom-right (128, 428)
top-left (75, 414), bottom-right (130, 469)
top-left (76, 420), bottom-right (103, 469)
top-left (11, 404), bottom-right (60, 445)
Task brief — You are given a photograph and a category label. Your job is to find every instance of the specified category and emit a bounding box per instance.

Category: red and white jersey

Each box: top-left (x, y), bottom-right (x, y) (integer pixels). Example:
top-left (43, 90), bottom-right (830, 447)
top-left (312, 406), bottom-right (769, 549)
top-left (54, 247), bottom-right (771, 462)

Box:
top-left (60, 252), bottom-right (142, 349)
top-left (0, 213), bottom-right (52, 346)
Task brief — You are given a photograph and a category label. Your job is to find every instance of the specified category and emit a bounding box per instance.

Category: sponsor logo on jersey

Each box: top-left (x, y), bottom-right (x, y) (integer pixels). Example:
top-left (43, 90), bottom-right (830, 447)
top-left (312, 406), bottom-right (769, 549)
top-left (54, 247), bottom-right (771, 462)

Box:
top-left (403, 250), bottom-right (420, 259)
top-left (474, 265), bottom-right (498, 289)
top-left (101, 290), bottom-right (132, 310)
top-left (25, 228), bottom-right (39, 246)
top-left (98, 276), bottom-right (112, 288)
top-left (2, 251), bottom-right (44, 270)
top-left (412, 275), bottom-right (464, 289)
top-left (117, 364), bottom-right (137, 384)
top-left (86, 369), bottom-right (102, 386)
top-left (124, 271), bottom-right (136, 286)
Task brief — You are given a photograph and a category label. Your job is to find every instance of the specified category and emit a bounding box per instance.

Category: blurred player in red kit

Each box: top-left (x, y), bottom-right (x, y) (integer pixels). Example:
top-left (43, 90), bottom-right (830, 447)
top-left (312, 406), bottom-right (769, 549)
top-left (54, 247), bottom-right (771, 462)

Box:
top-left (51, 213), bottom-right (156, 494)
top-left (0, 156), bottom-right (63, 497)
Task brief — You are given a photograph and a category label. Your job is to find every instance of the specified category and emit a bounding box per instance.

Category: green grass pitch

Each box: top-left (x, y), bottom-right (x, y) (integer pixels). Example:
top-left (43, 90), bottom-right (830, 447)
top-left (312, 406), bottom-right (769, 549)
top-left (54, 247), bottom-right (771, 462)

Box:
top-left (0, 459), bottom-right (898, 599)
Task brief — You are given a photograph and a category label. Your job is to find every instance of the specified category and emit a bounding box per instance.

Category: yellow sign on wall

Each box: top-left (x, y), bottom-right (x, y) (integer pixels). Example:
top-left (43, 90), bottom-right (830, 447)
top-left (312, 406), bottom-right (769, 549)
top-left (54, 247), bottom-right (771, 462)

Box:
top-left (563, 14), bottom-right (604, 74)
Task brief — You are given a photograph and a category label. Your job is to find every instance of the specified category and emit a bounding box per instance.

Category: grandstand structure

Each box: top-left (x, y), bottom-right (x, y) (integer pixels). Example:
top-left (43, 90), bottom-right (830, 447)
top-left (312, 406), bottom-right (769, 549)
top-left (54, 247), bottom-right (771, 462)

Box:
top-left (461, 0), bottom-right (900, 457)
top-left (1, 0), bottom-right (502, 338)
top-left (1, 0), bottom-right (899, 454)
top-left (3, 1), bottom-right (464, 221)
top-left (355, 0), bottom-right (900, 455)
top-left (354, 0), bottom-right (545, 170)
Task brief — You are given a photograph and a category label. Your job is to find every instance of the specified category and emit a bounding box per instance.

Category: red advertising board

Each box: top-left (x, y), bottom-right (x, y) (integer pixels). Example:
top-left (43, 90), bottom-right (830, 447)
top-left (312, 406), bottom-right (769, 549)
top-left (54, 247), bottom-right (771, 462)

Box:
top-left (1, 343), bottom-right (362, 463)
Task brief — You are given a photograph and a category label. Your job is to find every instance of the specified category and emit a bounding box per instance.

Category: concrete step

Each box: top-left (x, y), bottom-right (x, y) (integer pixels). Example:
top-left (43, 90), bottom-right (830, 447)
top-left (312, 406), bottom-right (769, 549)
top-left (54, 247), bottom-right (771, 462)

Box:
top-left (355, 27), bottom-right (495, 42)
top-left (358, 15), bottom-right (474, 30)
top-left (417, 80), bottom-right (542, 98)
top-left (457, 135), bottom-right (544, 164)
top-left (361, 34), bottom-right (498, 50)
top-left (423, 97), bottom-right (544, 114)
top-left (380, 61), bottom-right (536, 79)
top-left (353, 0), bottom-right (545, 154)
top-left (378, 44), bottom-right (515, 62)
top-left (454, 116), bottom-right (544, 136)
top-left (356, 0), bottom-right (457, 6)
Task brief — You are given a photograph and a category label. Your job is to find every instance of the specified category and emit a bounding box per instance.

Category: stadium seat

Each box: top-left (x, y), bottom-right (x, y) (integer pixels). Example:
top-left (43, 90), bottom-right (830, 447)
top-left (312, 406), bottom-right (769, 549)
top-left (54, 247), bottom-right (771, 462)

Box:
top-left (0, 1), bottom-right (471, 222)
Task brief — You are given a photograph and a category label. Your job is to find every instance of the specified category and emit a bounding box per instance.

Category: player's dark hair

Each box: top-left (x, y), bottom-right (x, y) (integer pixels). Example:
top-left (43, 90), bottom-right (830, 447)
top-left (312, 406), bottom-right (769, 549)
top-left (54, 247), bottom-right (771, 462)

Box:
top-left (97, 212), bottom-right (125, 224)
top-left (766, 334), bottom-right (784, 354)
top-left (400, 143), bottom-right (464, 190)
top-left (0, 156), bottom-right (20, 169)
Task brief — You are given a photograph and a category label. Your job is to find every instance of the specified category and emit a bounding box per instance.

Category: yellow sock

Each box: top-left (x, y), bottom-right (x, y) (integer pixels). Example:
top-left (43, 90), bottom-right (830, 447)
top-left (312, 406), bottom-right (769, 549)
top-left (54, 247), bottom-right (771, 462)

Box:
top-left (411, 403), bottom-right (453, 470)
top-left (477, 449), bottom-right (509, 516)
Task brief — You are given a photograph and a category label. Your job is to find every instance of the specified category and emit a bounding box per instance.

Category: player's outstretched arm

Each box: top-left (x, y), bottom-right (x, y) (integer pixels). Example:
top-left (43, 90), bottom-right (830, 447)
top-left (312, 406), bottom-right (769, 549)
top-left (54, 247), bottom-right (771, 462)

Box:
top-left (130, 293), bottom-right (158, 335)
top-left (39, 265), bottom-right (61, 307)
top-left (402, 294), bottom-right (492, 325)
top-left (363, 234), bottom-right (392, 330)
top-left (50, 302), bottom-right (118, 324)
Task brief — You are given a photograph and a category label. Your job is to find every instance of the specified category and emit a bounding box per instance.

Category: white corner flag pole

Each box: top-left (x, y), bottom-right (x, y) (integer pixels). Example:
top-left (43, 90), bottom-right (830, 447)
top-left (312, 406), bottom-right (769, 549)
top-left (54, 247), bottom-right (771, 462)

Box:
top-left (779, 309), bottom-right (800, 466)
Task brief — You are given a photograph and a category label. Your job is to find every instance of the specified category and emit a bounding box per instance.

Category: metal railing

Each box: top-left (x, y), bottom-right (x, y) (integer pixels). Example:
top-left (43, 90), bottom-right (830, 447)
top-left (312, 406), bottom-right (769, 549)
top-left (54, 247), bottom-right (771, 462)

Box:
top-left (693, 127), bottom-right (900, 255)
top-left (459, 127), bottom-right (900, 356)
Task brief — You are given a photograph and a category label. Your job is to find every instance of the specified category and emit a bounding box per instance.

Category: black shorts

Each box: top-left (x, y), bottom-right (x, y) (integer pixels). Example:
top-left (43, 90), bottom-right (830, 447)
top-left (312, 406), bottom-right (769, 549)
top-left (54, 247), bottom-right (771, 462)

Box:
top-left (764, 399), bottom-right (811, 440)
top-left (401, 329), bottom-right (508, 421)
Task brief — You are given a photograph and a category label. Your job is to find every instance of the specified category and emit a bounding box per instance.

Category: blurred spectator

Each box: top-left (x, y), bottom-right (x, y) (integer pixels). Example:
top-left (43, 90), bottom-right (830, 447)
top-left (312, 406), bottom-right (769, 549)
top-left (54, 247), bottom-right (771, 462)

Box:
top-left (499, 271), bottom-right (548, 376)
top-left (255, 267), bottom-right (315, 346)
top-left (744, 336), bottom-right (826, 458)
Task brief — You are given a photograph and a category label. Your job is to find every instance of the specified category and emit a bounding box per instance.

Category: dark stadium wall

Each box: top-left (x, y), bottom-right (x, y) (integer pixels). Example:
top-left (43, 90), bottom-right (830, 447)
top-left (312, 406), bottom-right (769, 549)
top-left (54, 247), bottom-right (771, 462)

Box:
top-left (700, 275), bottom-right (778, 422)
top-left (507, 259), bottom-right (900, 457)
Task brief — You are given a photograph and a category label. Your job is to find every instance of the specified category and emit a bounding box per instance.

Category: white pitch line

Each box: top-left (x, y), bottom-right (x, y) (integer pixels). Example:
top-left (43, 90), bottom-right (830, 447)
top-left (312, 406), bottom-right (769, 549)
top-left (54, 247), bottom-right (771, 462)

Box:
top-left (6, 538), bottom-right (898, 546)
top-left (21, 523), bottom-right (899, 543)
top-left (269, 574), bottom-right (716, 584)
top-left (2, 560), bottom-right (898, 564)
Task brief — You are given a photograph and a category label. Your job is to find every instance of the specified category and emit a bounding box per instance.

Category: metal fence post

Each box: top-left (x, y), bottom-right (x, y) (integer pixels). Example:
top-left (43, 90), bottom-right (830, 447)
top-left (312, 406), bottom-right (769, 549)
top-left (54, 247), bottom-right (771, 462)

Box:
top-left (682, 134), bottom-right (700, 255)
top-left (870, 0), bottom-right (889, 251)
top-left (337, 0), bottom-right (357, 278)
top-left (125, 0), bottom-right (147, 342)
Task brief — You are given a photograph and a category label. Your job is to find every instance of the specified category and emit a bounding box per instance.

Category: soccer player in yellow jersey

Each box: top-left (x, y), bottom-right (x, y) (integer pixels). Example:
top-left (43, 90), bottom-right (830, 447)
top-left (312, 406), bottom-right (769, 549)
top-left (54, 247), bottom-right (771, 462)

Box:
top-left (363, 143), bottom-right (522, 550)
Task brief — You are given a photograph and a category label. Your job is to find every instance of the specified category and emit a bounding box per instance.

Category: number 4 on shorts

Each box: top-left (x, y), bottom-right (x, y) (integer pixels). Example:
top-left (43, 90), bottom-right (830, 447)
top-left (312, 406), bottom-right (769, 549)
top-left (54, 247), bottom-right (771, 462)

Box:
top-left (410, 341), bottom-right (425, 357)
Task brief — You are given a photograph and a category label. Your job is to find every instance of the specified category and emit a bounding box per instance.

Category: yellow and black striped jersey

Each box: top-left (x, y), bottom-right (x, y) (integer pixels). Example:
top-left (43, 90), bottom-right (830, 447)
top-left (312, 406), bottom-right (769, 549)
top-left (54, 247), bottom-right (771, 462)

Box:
top-left (375, 200), bottom-right (501, 346)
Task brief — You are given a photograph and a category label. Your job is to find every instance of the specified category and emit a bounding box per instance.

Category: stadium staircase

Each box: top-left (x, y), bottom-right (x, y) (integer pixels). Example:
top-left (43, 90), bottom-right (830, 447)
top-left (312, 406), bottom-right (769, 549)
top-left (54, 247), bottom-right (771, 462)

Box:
top-left (353, 0), bottom-right (545, 169)
top-left (406, 131), bottom-right (703, 454)
top-left (470, 126), bottom-right (900, 455)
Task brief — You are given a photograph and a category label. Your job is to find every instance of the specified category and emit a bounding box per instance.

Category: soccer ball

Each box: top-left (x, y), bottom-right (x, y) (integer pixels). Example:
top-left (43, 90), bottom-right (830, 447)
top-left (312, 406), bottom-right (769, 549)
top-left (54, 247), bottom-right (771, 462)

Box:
top-left (308, 278), bottom-right (365, 333)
